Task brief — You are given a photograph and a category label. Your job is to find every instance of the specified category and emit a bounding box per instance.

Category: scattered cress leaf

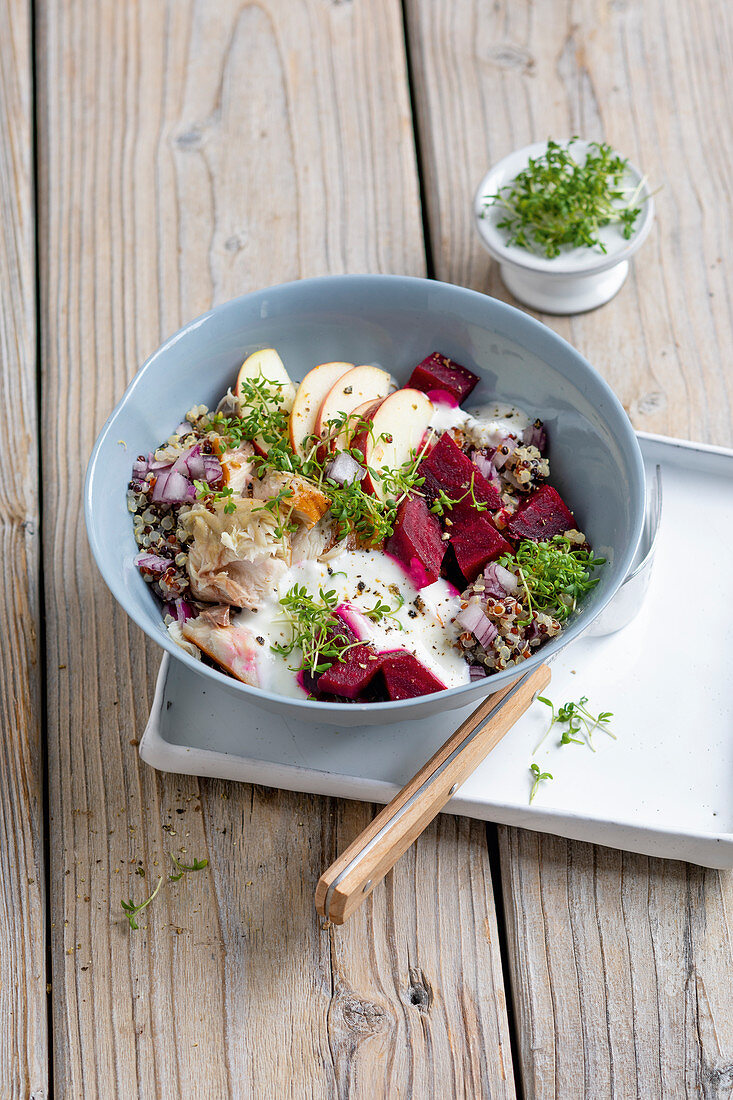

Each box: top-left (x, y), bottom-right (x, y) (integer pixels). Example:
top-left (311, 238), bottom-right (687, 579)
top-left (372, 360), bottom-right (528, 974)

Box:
top-left (121, 875), bottom-right (164, 931)
top-left (169, 854), bottom-right (209, 882)
top-left (532, 692), bottom-right (616, 762)
top-left (121, 854), bottom-right (209, 930)
top-left (529, 762), bottom-right (553, 803)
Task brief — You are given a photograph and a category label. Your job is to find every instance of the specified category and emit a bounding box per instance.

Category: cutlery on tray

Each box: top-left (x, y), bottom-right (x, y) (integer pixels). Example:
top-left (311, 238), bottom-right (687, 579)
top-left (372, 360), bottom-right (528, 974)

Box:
top-left (315, 662), bottom-right (551, 924)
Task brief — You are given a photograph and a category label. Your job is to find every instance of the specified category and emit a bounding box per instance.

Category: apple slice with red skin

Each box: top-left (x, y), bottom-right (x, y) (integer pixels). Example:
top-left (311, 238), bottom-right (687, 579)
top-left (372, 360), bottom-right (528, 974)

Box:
top-left (236, 348), bottom-right (296, 456)
top-left (356, 388), bottom-right (434, 501)
top-left (333, 399), bottom-right (384, 454)
top-left (288, 361), bottom-right (354, 458)
top-left (237, 348), bottom-right (296, 412)
top-left (313, 365), bottom-right (392, 442)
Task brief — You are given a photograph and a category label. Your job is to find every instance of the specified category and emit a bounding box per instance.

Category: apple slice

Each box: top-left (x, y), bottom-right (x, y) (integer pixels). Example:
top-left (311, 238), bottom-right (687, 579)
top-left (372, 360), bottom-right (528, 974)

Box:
top-left (313, 365), bottom-right (392, 442)
top-left (236, 348), bottom-right (296, 455)
top-left (237, 348), bottom-right (296, 414)
top-left (360, 389), bottom-right (435, 501)
top-left (288, 362), bottom-right (354, 458)
top-left (333, 399), bottom-right (384, 454)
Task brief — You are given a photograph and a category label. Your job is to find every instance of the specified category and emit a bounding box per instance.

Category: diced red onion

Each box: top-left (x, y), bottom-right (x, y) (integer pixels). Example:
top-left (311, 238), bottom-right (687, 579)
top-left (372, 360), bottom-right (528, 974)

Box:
top-left (191, 445), bottom-right (223, 481)
top-left (471, 451), bottom-right (493, 478)
top-left (168, 469), bottom-right (196, 501)
top-left (152, 467), bottom-right (195, 503)
top-left (136, 553), bottom-right (171, 574)
top-left (491, 436), bottom-right (517, 470)
top-left (182, 444), bottom-right (206, 479)
top-left (174, 421), bottom-right (191, 436)
top-left (456, 602), bottom-right (498, 648)
top-left (148, 443), bottom-right (222, 503)
top-left (148, 454), bottom-right (172, 470)
top-left (174, 598), bottom-right (196, 623)
top-left (202, 455), bottom-right (223, 484)
top-left (469, 664), bottom-right (487, 681)
top-left (474, 618), bottom-right (498, 649)
top-left (179, 444), bottom-right (221, 485)
top-left (132, 456), bottom-right (148, 478)
top-left (325, 451), bottom-right (366, 486)
top-left (522, 420), bottom-right (547, 452)
top-left (471, 449), bottom-right (502, 490)
top-left (334, 603), bottom-right (371, 641)
top-left (150, 468), bottom-right (172, 501)
top-left (171, 447), bottom-right (194, 478)
top-left (482, 562), bottom-right (519, 596)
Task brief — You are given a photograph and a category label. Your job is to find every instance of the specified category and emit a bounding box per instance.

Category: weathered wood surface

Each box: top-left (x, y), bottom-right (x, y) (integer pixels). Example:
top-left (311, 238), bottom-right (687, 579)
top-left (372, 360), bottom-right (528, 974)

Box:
top-left (0, 0), bottom-right (47, 1096)
top-left (500, 832), bottom-right (733, 1099)
top-left (404, 0), bottom-right (733, 1095)
top-left (317, 667), bottom-right (550, 926)
top-left (37, 0), bottom-right (514, 1095)
top-left (405, 0), bottom-right (733, 448)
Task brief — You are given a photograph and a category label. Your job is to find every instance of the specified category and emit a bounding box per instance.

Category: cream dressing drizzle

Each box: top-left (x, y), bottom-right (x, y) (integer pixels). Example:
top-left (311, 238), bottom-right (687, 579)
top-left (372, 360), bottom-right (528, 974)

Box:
top-left (234, 550), bottom-right (468, 697)
top-left (429, 398), bottom-right (531, 446)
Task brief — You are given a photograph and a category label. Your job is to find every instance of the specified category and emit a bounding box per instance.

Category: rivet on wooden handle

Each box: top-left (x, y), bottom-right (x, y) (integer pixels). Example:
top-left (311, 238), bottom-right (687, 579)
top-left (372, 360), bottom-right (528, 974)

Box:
top-left (315, 663), bottom-right (551, 925)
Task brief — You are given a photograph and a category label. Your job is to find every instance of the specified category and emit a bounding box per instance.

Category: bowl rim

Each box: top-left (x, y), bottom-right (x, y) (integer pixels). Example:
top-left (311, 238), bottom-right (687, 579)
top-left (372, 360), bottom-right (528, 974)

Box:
top-left (473, 139), bottom-right (655, 277)
top-left (85, 272), bottom-right (646, 714)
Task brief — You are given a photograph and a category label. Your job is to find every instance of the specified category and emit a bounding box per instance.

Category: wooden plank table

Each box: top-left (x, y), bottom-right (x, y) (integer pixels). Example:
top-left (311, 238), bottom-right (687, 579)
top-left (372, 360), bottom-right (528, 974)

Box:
top-left (0, 0), bottom-right (729, 1094)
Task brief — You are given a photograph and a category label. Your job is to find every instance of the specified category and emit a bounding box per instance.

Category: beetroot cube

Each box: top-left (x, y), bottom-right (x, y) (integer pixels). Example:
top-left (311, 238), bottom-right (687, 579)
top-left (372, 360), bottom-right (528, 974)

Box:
top-left (419, 431), bottom-right (501, 512)
top-left (380, 650), bottom-right (446, 700)
top-left (450, 513), bottom-right (512, 582)
top-left (446, 498), bottom-right (495, 531)
top-left (386, 495), bottom-right (445, 587)
top-left (505, 484), bottom-right (575, 542)
top-left (408, 352), bottom-right (479, 404)
top-left (317, 645), bottom-right (385, 699)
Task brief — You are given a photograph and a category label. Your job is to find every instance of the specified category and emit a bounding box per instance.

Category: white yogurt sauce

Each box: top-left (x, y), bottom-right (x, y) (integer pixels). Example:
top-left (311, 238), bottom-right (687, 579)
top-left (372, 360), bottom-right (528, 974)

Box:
top-left (464, 402), bottom-right (531, 448)
top-left (429, 398), bottom-right (530, 447)
top-left (235, 550), bottom-right (469, 698)
top-left (428, 400), bottom-right (469, 434)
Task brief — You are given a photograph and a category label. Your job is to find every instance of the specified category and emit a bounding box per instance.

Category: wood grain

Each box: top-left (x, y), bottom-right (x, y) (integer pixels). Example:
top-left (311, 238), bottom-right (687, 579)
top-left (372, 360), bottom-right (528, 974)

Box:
top-left (404, 0), bottom-right (733, 1095)
top-left (327, 810), bottom-right (514, 1098)
top-left (317, 666), bottom-right (550, 925)
top-left (500, 832), bottom-right (733, 1099)
top-left (405, 0), bottom-right (733, 448)
top-left (0, 1), bottom-right (47, 1096)
top-left (37, 0), bottom-right (513, 1094)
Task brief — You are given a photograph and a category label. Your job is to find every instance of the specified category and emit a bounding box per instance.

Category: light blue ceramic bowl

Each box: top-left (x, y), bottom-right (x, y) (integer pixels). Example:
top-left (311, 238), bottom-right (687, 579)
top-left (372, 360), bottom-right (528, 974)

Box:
top-left (85, 275), bottom-right (645, 725)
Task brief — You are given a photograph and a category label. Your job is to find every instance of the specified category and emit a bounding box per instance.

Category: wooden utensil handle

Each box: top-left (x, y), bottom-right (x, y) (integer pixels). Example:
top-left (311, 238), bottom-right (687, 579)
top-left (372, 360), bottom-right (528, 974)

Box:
top-left (315, 663), bottom-right (551, 925)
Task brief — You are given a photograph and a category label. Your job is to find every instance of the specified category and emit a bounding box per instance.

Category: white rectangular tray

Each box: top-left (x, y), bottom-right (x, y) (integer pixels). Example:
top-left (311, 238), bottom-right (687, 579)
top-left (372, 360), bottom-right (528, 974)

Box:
top-left (140, 433), bottom-right (733, 868)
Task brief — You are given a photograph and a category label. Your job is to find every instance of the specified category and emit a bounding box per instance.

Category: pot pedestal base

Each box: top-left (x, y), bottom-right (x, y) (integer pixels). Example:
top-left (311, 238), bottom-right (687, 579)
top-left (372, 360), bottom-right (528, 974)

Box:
top-left (500, 259), bottom-right (629, 315)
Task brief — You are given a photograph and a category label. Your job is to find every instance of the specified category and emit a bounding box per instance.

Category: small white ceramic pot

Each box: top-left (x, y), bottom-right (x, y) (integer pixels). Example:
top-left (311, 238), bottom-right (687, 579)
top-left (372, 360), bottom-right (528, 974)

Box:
top-left (473, 140), bottom-right (655, 315)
